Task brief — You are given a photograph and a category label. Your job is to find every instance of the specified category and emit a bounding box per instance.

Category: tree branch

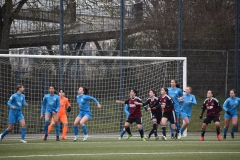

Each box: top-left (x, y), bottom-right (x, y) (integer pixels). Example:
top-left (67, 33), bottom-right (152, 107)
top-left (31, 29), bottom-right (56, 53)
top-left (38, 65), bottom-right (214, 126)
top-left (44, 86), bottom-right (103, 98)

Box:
top-left (12, 0), bottom-right (28, 18)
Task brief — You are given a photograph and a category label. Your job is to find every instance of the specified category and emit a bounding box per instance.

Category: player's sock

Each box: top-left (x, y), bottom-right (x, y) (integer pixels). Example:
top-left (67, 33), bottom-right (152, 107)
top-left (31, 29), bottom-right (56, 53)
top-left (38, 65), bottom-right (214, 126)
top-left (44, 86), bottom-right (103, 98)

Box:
top-left (81, 125), bottom-right (88, 135)
top-left (153, 123), bottom-right (157, 137)
top-left (231, 126), bottom-right (236, 133)
top-left (142, 126), bottom-right (145, 136)
top-left (162, 125), bottom-right (166, 137)
top-left (201, 128), bottom-right (205, 137)
top-left (125, 127), bottom-right (131, 135)
top-left (139, 129), bottom-right (144, 138)
top-left (176, 122), bottom-right (180, 130)
top-left (62, 126), bottom-right (68, 137)
top-left (44, 123), bottom-right (49, 135)
top-left (120, 129), bottom-right (126, 138)
top-left (216, 127), bottom-right (220, 135)
top-left (148, 129), bottom-right (154, 138)
top-left (169, 122), bottom-right (174, 135)
top-left (21, 128), bottom-right (26, 140)
top-left (48, 125), bottom-right (53, 134)
top-left (55, 124), bottom-right (59, 137)
top-left (73, 126), bottom-right (78, 136)
top-left (180, 127), bottom-right (185, 135)
top-left (1, 129), bottom-right (9, 139)
top-left (223, 128), bottom-right (228, 136)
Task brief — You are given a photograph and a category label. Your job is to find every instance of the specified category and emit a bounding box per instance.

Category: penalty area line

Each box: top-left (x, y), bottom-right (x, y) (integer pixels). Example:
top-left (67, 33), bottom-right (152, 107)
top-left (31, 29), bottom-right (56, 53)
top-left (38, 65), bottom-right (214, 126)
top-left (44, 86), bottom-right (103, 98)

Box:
top-left (1, 152), bottom-right (240, 158)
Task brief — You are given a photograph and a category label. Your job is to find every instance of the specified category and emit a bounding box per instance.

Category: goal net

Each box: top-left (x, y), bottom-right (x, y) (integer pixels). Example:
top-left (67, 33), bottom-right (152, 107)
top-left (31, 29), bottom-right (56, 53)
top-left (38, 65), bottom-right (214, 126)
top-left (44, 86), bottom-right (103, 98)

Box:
top-left (0, 54), bottom-right (186, 136)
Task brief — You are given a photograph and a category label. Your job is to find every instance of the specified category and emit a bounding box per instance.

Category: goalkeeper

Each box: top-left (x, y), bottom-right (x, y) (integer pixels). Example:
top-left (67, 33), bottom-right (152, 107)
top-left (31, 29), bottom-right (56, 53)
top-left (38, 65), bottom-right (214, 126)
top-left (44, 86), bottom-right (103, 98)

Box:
top-left (44, 89), bottom-right (71, 140)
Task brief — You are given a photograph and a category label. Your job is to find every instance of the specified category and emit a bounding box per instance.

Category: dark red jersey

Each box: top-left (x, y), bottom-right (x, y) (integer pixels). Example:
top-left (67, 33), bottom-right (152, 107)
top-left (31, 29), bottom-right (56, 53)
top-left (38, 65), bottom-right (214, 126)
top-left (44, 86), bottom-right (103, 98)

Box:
top-left (202, 98), bottom-right (221, 117)
top-left (125, 97), bottom-right (142, 119)
top-left (143, 97), bottom-right (161, 113)
top-left (158, 95), bottom-right (174, 113)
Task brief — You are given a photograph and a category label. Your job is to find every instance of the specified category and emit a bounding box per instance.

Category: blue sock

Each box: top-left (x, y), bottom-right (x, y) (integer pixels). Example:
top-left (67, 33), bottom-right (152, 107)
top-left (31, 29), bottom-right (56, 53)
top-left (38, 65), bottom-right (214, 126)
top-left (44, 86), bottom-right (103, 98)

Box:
top-left (44, 123), bottom-right (49, 135)
top-left (1, 129), bottom-right (9, 139)
top-left (73, 126), bottom-right (78, 136)
top-left (169, 122), bottom-right (174, 134)
top-left (180, 128), bottom-right (185, 135)
top-left (120, 129), bottom-right (126, 138)
top-left (231, 127), bottom-right (236, 133)
top-left (223, 128), bottom-right (228, 135)
top-left (21, 128), bottom-right (26, 140)
top-left (81, 125), bottom-right (88, 135)
top-left (176, 122), bottom-right (180, 129)
top-left (55, 124), bottom-right (59, 136)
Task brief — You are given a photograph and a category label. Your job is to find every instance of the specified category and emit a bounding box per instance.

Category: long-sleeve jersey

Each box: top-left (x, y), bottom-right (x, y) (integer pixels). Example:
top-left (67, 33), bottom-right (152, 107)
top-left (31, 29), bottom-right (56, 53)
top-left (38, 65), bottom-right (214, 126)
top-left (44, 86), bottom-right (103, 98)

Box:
top-left (168, 87), bottom-right (183, 111)
top-left (77, 94), bottom-right (99, 112)
top-left (7, 92), bottom-right (27, 110)
top-left (201, 98), bottom-right (222, 117)
top-left (223, 97), bottom-right (240, 115)
top-left (124, 104), bottom-right (130, 119)
top-left (180, 94), bottom-right (197, 116)
top-left (58, 97), bottom-right (71, 116)
top-left (152, 95), bottom-right (174, 113)
top-left (125, 97), bottom-right (143, 119)
top-left (41, 94), bottom-right (60, 115)
top-left (142, 97), bottom-right (161, 113)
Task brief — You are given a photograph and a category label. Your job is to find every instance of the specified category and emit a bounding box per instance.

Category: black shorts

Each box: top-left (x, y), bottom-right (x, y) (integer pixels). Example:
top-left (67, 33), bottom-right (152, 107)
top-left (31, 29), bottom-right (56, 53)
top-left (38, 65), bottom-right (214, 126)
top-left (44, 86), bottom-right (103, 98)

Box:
top-left (203, 116), bottom-right (220, 125)
top-left (126, 117), bottom-right (142, 124)
top-left (151, 112), bottom-right (162, 124)
top-left (162, 110), bottom-right (176, 124)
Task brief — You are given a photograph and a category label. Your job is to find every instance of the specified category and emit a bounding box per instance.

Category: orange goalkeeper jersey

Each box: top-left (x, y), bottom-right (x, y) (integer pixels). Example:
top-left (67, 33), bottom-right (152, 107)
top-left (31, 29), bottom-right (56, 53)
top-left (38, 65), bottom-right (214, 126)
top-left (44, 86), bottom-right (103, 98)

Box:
top-left (58, 97), bottom-right (70, 115)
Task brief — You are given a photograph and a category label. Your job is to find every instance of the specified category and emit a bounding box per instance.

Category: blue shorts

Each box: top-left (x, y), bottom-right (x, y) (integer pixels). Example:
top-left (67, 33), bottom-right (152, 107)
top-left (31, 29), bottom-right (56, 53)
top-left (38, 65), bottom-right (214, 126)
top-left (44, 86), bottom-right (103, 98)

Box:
top-left (78, 111), bottom-right (92, 119)
top-left (181, 112), bottom-right (191, 120)
top-left (224, 113), bottom-right (238, 119)
top-left (8, 110), bottom-right (24, 124)
top-left (45, 109), bottom-right (56, 115)
top-left (175, 111), bottom-right (180, 119)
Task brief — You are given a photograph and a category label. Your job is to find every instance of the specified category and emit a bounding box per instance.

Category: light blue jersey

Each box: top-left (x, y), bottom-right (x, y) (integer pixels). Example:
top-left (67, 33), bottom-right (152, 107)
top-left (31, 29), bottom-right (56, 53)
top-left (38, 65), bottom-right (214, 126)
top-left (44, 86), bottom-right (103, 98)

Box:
top-left (168, 87), bottom-right (183, 113)
top-left (180, 94), bottom-right (197, 120)
top-left (7, 92), bottom-right (27, 124)
top-left (223, 97), bottom-right (240, 118)
top-left (76, 94), bottom-right (99, 119)
top-left (7, 92), bottom-right (27, 110)
top-left (124, 104), bottom-right (130, 119)
top-left (41, 94), bottom-right (60, 115)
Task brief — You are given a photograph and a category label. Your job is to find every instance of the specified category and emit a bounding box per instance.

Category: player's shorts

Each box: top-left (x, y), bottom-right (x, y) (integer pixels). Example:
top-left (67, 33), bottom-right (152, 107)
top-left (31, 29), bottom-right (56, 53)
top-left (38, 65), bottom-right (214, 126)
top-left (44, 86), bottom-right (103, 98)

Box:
top-left (8, 110), bottom-right (24, 124)
top-left (45, 109), bottom-right (56, 115)
top-left (51, 114), bottom-right (68, 124)
top-left (203, 116), bottom-right (220, 125)
top-left (224, 113), bottom-right (238, 119)
top-left (151, 112), bottom-right (162, 124)
top-left (162, 110), bottom-right (176, 124)
top-left (78, 111), bottom-right (92, 119)
top-left (181, 112), bottom-right (191, 120)
top-left (126, 117), bottom-right (142, 124)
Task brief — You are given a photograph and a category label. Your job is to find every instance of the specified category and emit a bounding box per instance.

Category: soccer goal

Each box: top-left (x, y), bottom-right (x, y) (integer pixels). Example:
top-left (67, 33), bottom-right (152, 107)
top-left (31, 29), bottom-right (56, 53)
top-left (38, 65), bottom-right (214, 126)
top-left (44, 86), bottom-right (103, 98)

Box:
top-left (0, 54), bottom-right (186, 136)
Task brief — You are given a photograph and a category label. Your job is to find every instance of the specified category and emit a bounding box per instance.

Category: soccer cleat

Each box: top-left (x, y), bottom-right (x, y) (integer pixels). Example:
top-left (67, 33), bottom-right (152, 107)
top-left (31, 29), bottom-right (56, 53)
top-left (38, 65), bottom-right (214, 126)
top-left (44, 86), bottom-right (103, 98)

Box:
top-left (56, 136), bottom-right (60, 141)
top-left (199, 137), bottom-right (204, 141)
top-left (43, 135), bottom-right (48, 141)
top-left (231, 132), bottom-right (234, 139)
top-left (161, 136), bottom-right (167, 141)
top-left (217, 135), bottom-right (222, 141)
top-left (118, 137), bottom-right (122, 140)
top-left (83, 134), bottom-right (88, 141)
top-left (20, 140), bottom-right (27, 143)
top-left (61, 136), bottom-right (67, 140)
top-left (223, 135), bottom-right (226, 139)
top-left (171, 133), bottom-right (174, 139)
top-left (0, 133), bottom-right (2, 142)
top-left (73, 136), bottom-right (78, 141)
top-left (142, 137), bottom-right (146, 141)
top-left (155, 136), bottom-right (159, 140)
top-left (178, 134), bottom-right (182, 140)
top-left (126, 134), bottom-right (132, 140)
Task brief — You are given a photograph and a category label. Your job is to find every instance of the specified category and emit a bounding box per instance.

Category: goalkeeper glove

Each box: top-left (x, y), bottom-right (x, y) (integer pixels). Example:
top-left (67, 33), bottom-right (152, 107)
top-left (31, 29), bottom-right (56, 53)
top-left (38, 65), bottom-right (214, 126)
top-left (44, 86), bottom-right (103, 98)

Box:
top-left (199, 114), bottom-right (203, 119)
top-left (143, 106), bottom-right (148, 112)
top-left (67, 107), bottom-right (71, 112)
top-left (226, 111), bottom-right (230, 115)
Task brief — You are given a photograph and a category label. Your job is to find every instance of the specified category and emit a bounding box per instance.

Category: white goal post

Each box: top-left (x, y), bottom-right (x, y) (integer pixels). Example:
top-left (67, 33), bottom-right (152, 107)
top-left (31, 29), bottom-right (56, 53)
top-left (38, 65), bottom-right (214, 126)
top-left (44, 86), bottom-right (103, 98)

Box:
top-left (0, 54), bottom-right (187, 136)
